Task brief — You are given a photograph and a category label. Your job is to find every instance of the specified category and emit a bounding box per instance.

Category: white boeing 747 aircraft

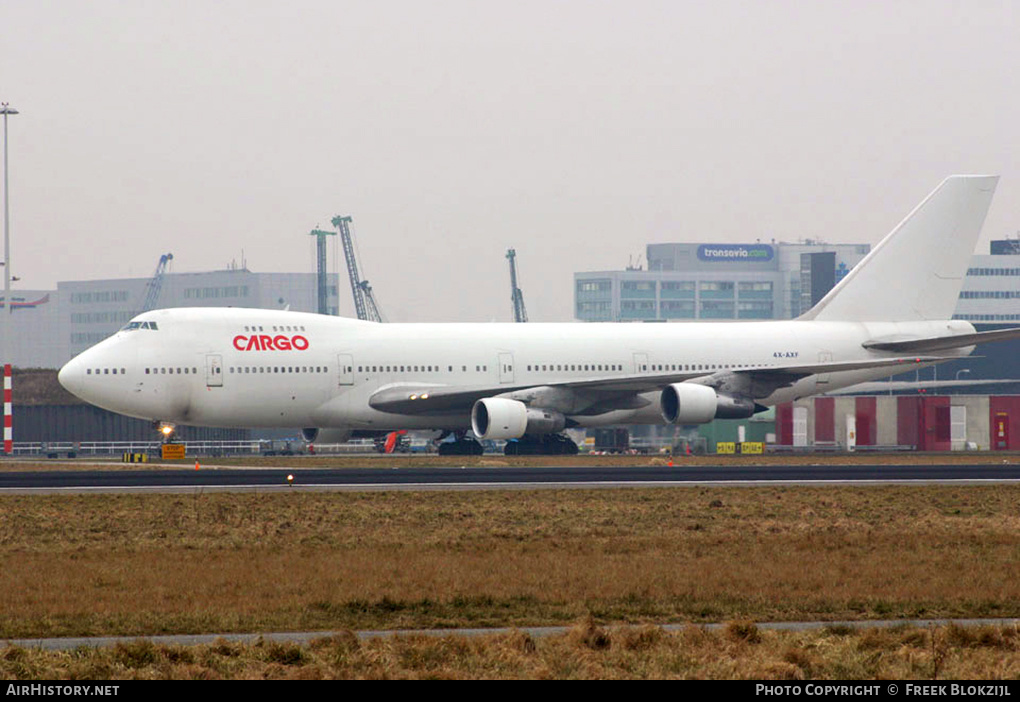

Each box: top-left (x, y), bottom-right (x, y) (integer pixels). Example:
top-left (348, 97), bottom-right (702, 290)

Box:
top-left (58, 176), bottom-right (1020, 454)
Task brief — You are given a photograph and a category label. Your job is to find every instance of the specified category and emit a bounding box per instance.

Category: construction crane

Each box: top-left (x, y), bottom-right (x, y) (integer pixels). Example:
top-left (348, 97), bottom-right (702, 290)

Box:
top-left (506, 248), bottom-right (528, 323)
top-left (331, 215), bottom-right (385, 322)
top-left (358, 279), bottom-right (386, 323)
top-left (308, 228), bottom-right (336, 315)
top-left (140, 253), bottom-right (173, 313)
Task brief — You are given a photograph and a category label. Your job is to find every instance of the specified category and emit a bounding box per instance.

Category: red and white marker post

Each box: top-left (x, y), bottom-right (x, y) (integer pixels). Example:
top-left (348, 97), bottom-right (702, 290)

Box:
top-left (3, 364), bottom-right (11, 454)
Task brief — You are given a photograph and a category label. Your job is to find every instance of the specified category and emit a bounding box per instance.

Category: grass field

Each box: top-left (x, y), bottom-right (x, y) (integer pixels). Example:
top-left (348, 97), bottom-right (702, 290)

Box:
top-left (2, 484), bottom-right (1020, 639)
top-left (3, 621), bottom-right (1020, 679)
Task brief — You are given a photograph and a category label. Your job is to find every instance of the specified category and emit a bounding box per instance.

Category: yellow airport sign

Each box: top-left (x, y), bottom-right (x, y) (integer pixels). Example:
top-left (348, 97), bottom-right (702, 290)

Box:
top-left (161, 443), bottom-right (186, 460)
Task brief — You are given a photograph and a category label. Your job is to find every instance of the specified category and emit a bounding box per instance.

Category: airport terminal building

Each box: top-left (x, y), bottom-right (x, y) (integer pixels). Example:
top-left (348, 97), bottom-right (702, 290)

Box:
top-left (954, 239), bottom-right (1020, 323)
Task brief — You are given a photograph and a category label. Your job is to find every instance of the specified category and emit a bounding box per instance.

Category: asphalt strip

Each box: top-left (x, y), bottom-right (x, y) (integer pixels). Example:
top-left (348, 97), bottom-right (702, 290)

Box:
top-left (6, 619), bottom-right (1020, 651)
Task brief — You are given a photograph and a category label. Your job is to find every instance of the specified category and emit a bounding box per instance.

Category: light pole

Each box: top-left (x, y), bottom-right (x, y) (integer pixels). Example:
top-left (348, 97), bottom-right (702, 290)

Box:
top-left (1, 103), bottom-right (17, 455)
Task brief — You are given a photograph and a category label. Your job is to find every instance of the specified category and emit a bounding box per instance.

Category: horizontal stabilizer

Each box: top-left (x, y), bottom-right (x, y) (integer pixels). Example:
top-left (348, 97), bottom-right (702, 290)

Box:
top-left (863, 327), bottom-right (1020, 353)
top-left (826, 378), bottom-right (1015, 395)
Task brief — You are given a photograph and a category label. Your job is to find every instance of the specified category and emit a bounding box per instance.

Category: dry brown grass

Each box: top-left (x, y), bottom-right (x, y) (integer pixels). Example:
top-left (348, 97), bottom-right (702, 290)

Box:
top-left (3, 623), bottom-right (1019, 679)
top-left (1, 486), bottom-right (1020, 640)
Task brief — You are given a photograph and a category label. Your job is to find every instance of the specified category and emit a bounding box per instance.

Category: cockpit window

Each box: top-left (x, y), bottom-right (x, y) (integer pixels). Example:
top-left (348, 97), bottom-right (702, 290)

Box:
top-left (121, 321), bottom-right (159, 331)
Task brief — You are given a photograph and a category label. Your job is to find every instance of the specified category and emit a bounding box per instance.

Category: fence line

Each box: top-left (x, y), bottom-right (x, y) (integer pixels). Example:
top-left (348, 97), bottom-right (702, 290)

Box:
top-left (7, 435), bottom-right (677, 458)
top-left (7, 439), bottom-right (386, 457)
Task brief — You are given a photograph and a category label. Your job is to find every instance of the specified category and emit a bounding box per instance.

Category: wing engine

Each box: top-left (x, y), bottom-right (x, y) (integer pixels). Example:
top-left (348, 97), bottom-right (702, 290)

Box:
top-left (660, 383), bottom-right (759, 424)
top-left (471, 398), bottom-right (566, 440)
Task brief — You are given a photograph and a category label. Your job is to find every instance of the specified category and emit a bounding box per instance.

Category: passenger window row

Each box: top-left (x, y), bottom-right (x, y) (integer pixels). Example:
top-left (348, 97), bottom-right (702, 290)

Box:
top-left (86, 367), bottom-right (197, 376)
top-left (642, 363), bottom-right (765, 372)
top-left (229, 366), bottom-right (328, 374)
top-left (525, 362), bottom-right (770, 373)
top-left (528, 363), bottom-right (622, 372)
top-left (86, 360), bottom-right (771, 380)
top-left (355, 361), bottom-right (770, 376)
top-left (358, 365), bottom-right (488, 374)
top-left (242, 325), bottom-right (307, 333)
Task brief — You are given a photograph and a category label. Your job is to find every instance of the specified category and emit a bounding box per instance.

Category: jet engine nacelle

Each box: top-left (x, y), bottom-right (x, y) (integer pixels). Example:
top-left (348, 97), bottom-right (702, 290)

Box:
top-left (301, 427), bottom-right (354, 444)
top-left (660, 383), bottom-right (757, 424)
top-left (471, 398), bottom-right (567, 440)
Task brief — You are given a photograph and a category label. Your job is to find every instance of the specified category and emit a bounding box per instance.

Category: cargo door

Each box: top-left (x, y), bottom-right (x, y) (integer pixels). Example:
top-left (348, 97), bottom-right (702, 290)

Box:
top-left (792, 406), bottom-right (808, 447)
top-left (950, 405), bottom-right (967, 451)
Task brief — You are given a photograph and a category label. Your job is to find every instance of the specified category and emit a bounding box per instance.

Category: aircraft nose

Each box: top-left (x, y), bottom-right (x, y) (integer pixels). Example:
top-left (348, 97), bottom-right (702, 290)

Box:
top-left (58, 357), bottom-right (85, 399)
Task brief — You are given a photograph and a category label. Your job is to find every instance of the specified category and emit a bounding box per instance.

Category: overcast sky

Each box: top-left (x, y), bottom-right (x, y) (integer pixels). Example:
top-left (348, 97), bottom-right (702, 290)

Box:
top-left (2, 0), bottom-right (1018, 322)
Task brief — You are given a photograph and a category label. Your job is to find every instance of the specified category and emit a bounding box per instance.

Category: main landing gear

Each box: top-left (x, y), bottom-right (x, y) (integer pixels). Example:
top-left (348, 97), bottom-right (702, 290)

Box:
top-left (504, 434), bottom-right (579, 456)
top-left (436, 431), bottom-right (579, 456)
top-left (437, 431), bottom-right (484, 456)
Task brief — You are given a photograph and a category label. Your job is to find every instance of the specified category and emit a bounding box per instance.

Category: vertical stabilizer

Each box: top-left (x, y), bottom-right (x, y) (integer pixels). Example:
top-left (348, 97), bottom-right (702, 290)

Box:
top-left (800, 175), bottom-right (998, 322)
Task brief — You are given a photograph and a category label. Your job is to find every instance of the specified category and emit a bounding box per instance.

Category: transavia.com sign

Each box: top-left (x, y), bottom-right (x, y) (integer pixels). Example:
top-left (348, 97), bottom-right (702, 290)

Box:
top-left (697, 244), bottom-right (774, 262)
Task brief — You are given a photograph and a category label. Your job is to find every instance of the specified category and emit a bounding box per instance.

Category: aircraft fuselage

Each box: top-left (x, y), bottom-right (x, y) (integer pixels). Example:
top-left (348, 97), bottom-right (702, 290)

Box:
top-left (56, 307), bottom-right (973, 432)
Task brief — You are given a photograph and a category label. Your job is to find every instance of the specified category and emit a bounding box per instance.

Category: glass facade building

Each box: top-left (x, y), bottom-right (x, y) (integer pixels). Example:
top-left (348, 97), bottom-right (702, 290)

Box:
top-left (575, 242), bottom-right (871, 322)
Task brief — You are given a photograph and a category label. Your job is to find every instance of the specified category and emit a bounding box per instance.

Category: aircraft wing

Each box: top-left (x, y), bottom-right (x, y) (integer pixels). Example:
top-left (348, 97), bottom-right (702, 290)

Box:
top-left (367, 355), bottom-right (948, 415)
top-left (862, 327), bottom-right (1020, 353)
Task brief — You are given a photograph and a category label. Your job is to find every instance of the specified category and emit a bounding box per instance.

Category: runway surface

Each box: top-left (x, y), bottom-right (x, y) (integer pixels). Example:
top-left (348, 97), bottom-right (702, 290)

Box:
top-left (3, 462), bottom-right (1020, 493)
